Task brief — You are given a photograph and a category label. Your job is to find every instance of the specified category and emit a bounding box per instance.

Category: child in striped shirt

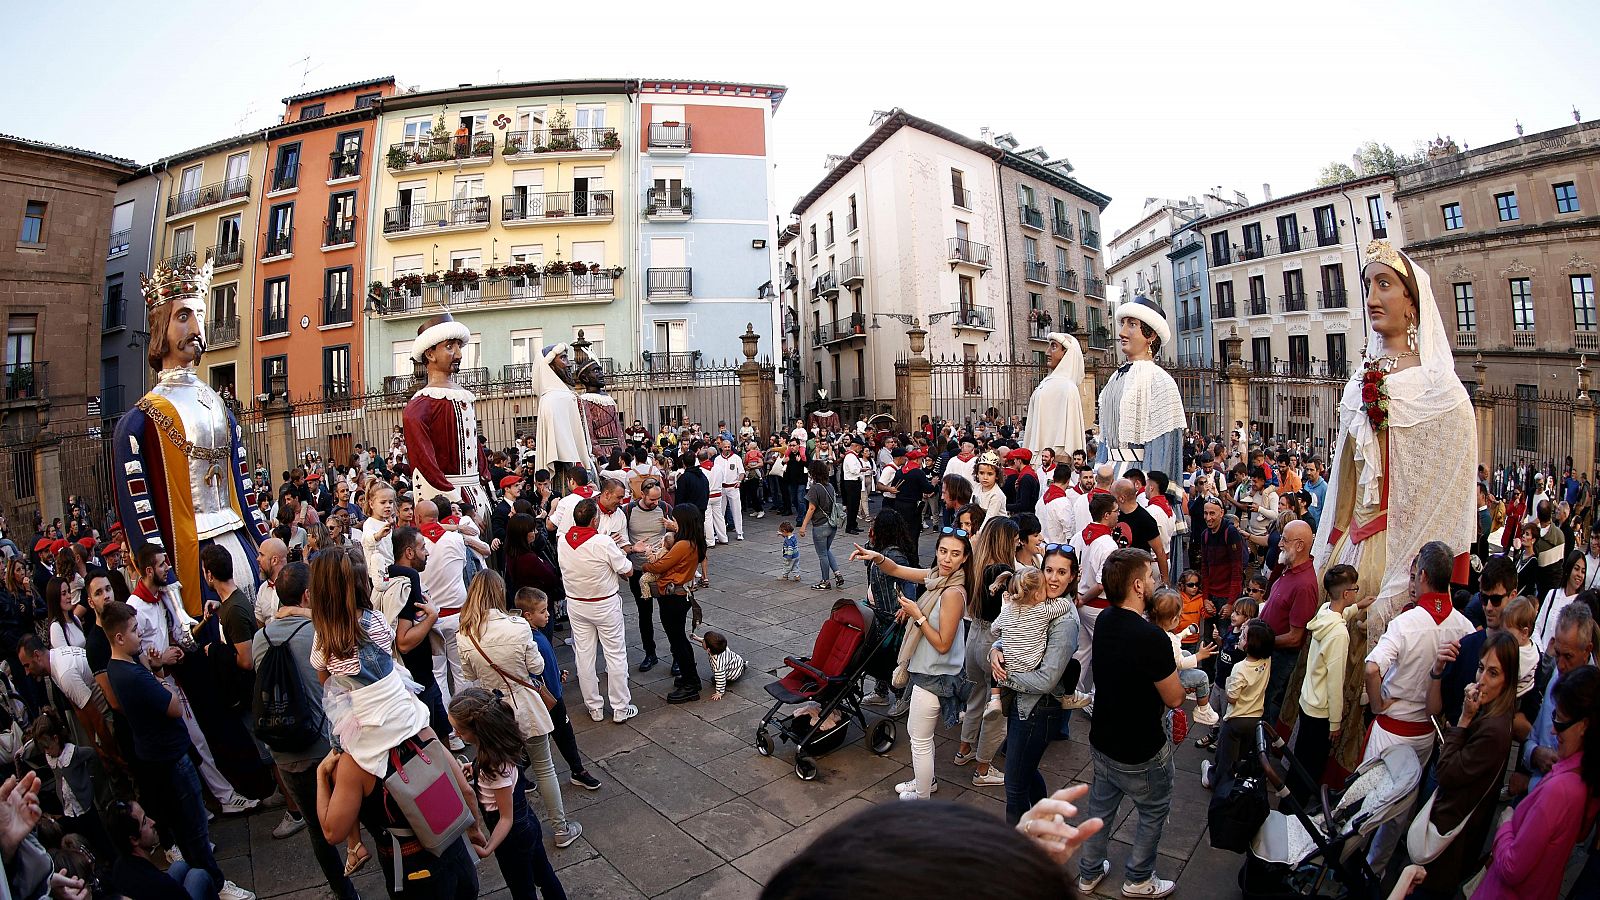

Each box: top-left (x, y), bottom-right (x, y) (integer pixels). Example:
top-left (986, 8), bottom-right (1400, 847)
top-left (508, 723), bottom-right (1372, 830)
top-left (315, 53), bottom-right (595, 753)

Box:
top-left (987, 567), bottom-right (1074, 718)
top-left (693, 629), bottom-right (746, 700)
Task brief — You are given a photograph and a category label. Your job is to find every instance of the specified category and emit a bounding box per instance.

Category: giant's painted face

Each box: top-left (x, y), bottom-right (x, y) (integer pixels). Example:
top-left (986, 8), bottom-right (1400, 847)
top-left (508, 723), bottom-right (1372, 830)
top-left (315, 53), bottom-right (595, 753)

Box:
top-left (164, 297), bottom-right (207, 368)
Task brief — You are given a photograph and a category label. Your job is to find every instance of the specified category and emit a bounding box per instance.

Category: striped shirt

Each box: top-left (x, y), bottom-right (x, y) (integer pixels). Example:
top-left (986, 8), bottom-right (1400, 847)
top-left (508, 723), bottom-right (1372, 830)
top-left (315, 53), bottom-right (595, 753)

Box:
top-left (709, 646), bottom-right (747, 695)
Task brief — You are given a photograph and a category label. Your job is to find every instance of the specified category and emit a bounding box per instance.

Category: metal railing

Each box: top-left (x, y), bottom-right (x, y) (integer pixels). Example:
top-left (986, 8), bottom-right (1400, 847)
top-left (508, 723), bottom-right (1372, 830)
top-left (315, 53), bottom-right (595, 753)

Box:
top-left (839, 256), bottom-right (865, 285)
top-left (167, 176), bottom-right (252, 217)
top-left (1316, 228), bottom-right (1340, 247)
top-left (1028, 319), bottom-right (1057, 340)
top-left (952, 185), bottom-right (972, 208)
top-left (322, 295), bottom-right (353, 326)
top-left (209, 240), bottom-right (243, 268)
top-left (262, 228), bottom-right (293, 258)
top-left (1182, 274), bottom-right (1203, 291)
top-left (1084, 277), bottom-right (1105, 298)
top-left (1278, 234), bottom-right (1302, 253)
top-left (1249, 296), bottom-right (1270, 316)
top-left (501, 191), bottom-right (614, 222)
top-left (1215, 299), bottom-right (1238, 319)
top-left (846, 210), bottom-right (857, 233)
top-left (643, 351), bottom-right (699, 377)
top-left (503, 128), bottom-right (620, 154)
top-left (647, 123), bottom-right (691, 151)
top-left (645, 186), bottom-right (692, 217)
top-left (815, 270), bottom-right (838, 298)
top-left (329, 150), bottom-right (362, 180)
top-left (647, 267), bottom-right (693, 298)
top-left (1052, 218), bottom-right (1073, 240)
top-left (1318, 289), bottom-right (1348, 309)
top-left (807, 238), bottom-right (817, 258)
top-left (1239, 244), bottom-right (1265, 261)
top-left (1024, 260), bottom-right (1049, 283)
top-left (108, 229), bottom-right (130, 256)
top-left (374, 274), bottom-right (618, 317)
top-left (1082, 228), bottom-right (1101, 249)
top-left (382, 198), bottom-right (491, 234)
top-left (1056, 269), bottom-right (1079, 291)
top-left (324, 219), bottom-right (356, 247)
top-left (1281, 292), bottom-right (1307, 313)
top-left (825, 312), bottom-right (865, 343)
top-left (261, 312), bottom-right (288, 336)
top-left (824, 227), bottom-right (834, 247)
top-left (103, 296), bottom-right (124, 330)
top-left (2, 362), bottom-right (47, 402)
top-left (950, 304), bottom-right (994, 329)
top-left (1019, 205), bottom-right (1043, 229)
top-left (387, 134), bottom-right (495, 168)
top-left (1211, 247), bottom-right (1232, 266)
top-left (270, 163), bottom-right (299, 193)
top-left (947, 237), bottom-right (992, 267)
top-left (99, 384), bottom-right (125, 418)
top-left (209, 316), bottom-right (239, 347)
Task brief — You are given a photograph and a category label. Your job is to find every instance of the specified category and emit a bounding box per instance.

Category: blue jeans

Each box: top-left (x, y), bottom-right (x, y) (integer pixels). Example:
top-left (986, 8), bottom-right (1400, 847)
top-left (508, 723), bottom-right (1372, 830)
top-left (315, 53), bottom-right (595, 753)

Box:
top-left (168, 755), bottom-right (225, 888)
top-left (166, 860), bottom-right (217, 900)
top-left (487, 769), bottom-right (567, 900)
top-left (788, 484), bottom-right (808, 520)
top-left (811, 523), bottom-right (840, 581)
top-left (1178, 667), bottom-right (1211, 698)
top-left (1004, 700), bottom-right (1063, 824)
top-left (1077, 743), bottom-right (1175, 885)
top-left (1263, 647), bottom-right (1297, 725)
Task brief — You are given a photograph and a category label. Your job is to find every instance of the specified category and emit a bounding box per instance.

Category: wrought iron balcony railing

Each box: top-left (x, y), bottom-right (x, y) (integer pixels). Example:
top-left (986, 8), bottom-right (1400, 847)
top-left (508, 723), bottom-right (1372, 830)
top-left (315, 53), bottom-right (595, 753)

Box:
top-left (382, 198), bottom-right (491, 234)
top-left (1024, 260), bottom-right (1049, 283)
top-left (947, 237), bottom-right (992, 268)
top-left (1249, 296), bottom-right (1270, 316)
top-left (645, 186), bottom-right (692, 217)
top-left (1019, 205), bottom-right (1043, 230)
top-left (1318, 289), bottom-right (1348, 309)
top-left (1057, 269), bottom-right (1079, 292)
top-left (1084, 277), bottom-right (1106, 298)
top-left (1052, 218), bottom-right (1073, 240)
top-left (950, 304), bottom-right (994, 329)
top-left (387, 134), bottom-right (495, 169)
top-left (270, 162), bottom-right (299, 193)
top-left (647, 267), bottom-right (693, 298)
top-left (501, 191), bottom-right (614, 222)
top-left (324, 219), bottom-right (356, 247)
top-left (503, 128), bottom-right (621, 155)
top-left (1281, 292), bottom-right (1307, 313)
top-left (108, 229), bottom-right (131, 256)
top-left (167, 176), bottom-right (252, 217)
top-left (647, 123), bottom-right (691, 151)
top-left (262, 228), bottom-right (293, 258)
top-left (329, 149), bottom-right (362, 180)
top-left (2, 362), bottom-right (47, 403)
top-left (1081, 228), bottom-right (1101, 250)
top-left (208, 316), bottom-right (239, 347)
top-left (839, 256), bottom-right (865, 286)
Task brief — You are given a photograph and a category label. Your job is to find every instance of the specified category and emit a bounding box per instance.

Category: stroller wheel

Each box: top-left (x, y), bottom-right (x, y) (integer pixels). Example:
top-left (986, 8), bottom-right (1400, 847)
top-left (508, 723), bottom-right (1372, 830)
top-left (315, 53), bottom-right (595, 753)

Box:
top-left (868, 718), bottom-right (897, 755)
top-left (794, 753), bottom-right (819, 781)
top-left (755, 728), bottom-right (774, 757)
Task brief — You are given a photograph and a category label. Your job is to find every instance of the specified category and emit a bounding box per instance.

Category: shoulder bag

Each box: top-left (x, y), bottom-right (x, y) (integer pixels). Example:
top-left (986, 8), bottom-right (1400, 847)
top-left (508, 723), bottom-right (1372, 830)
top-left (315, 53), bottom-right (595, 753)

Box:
top-left (1405, 770), bottom-right (1498, 865)
top-left (464, 630), bottom-right (557, 710)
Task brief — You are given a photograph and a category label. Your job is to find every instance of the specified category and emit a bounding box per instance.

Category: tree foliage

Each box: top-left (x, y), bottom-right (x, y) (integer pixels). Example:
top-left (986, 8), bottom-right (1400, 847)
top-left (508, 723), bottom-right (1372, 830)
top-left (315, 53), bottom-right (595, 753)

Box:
top-left (1316, 141), bottom-right (1423, 185)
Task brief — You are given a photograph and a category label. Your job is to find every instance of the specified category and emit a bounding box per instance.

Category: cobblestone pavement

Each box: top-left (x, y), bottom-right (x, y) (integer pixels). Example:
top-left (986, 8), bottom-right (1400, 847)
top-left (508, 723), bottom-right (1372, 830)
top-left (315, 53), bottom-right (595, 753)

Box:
top-left (224, 509), bottom-right (1244, 900)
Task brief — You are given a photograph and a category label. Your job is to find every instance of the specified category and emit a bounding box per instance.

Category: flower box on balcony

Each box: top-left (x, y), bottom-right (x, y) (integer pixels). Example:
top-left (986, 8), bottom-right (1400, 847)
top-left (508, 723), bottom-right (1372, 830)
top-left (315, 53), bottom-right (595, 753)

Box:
top-left (660, 121), bottom-right (681, 127)
top-left (601, 130), bottom-right (621, 150)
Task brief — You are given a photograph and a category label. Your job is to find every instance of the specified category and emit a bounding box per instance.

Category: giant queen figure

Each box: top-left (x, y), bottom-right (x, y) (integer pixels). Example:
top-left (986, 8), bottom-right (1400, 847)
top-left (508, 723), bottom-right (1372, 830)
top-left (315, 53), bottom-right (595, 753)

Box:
top-left (403, 313), bottom-right (491, 518)
top-left (115, 253), bottom-right (270, 615)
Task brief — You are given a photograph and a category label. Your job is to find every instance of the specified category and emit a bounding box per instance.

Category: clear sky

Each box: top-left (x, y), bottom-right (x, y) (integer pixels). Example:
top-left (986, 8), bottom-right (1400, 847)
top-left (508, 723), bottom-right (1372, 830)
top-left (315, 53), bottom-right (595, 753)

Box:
top-left (5, 0), bottom-right (1598, 236)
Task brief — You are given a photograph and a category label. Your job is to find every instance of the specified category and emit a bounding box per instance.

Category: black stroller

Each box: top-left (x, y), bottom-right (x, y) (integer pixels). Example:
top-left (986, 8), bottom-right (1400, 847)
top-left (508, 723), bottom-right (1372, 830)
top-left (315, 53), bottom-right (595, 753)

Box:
top-left (755, 598), bottom-right (900, 780)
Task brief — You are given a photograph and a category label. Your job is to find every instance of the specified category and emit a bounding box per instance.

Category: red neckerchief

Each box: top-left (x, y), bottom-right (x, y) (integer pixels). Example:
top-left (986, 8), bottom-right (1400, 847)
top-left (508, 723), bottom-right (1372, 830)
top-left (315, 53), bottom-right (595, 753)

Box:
top-left (1043, 484), bottom-right (1068, 504)
top-left (572, 484), bottom-right (597, 499)
top-left (1149, 494), bottom-right (1173, 517)
top-left (957, 451), bottom-right (974, 462)
top-left (1082, 523), bottom-right (1113, 545)
top-left (1417, 592), bottom-right (1454, 625)
top-left (441, 514), bottom-right (461, 526)
top-left (133, 581), bottom-right (161, 605)
top-left (1073, 481), bottom-right (1090, 495)
top-left (699, 459), bottom-right (714, 470)
top-left (419, 522), bottom-right (447, 543)
top-left (565, 526), bottom-right (599, 550)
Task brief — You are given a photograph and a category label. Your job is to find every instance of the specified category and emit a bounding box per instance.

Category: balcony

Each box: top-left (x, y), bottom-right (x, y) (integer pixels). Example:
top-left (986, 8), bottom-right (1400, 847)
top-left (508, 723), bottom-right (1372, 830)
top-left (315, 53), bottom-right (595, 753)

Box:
top-left (329, 149), bottom-right (362, 181)
top-left (846, 211), bottom-right (858, 233)
top-left (811, 323), bottom-right (831, 347)
top-left (501, 191), bottom-right (614, 226)
top-left (952, 185), bottom-right (972, 208)
top-left (269, 162), bottom-right (299, 194)
top-left (209, 240), bottom-right (243, 270)
top-left (644, 186), bottom-right (692, 220)
top-left (839, 256), bottom-right (865, 287)
top-left (1514, 329), bottom-right (1536, 349)
top-left (108, 229), bottom-right (131, 257)
top-left (647, 123), bottom-right (691, 154)
top-left (382, 198), bottom-right (491, 238)
top-left (455, 367), bottom-right (490, 390)
top-left (1211, 248), bottom-right (1232, 266)
top-left (1214, 300), bottom-right (1238, 320)
top-left (1318, 289), bottom-right (1348, 309)
top-left (643, 351), bottom-right (700, 382)
top-left (1316, 227), bottom-right (1340, 247)
top-left (1248, 296), bottom-right (1269, 317)
top-left (815, 270), bottom-right (839, 299)
top-left (261, 228), bottom-right (294, 260)
top-left (1028, 318), bottom-right (1060, 341)
top-left (1056, 269), bottom-right (1079, 292)
top-left (103, 296), bottom-right (124, 330)
top-left (374, 273), bottom-right (619, 320)
top-left (503, 127), bottom-right (620, 161)
top-left (383, 374), bottom-right (420, 394)
top-left (1088, 325), bottom-right (1112, 350)
top-left (1281, 292), bottom-right (1308, 313)
top-left (830, 380), bottom-right (841, 400)
top-left (1082, 228), bottom-right (1101, 250)
top-left (261, 312), bottom-right (288, 337)
top-left (2, 362), bottom-right (47, 404)
top-left (949, 304), bottom-right (994, 331)
top-left (947, 237), bottom-right (992, 270)
top-left (822, 312), bottom-right (866, 345)
top-left (1023, 260), bottom-right (1049, 284)
top-left (385, 135), bottom-right (495, 173)
top-left (1019, 205), bottom-right (1043, 230)
top-left (1576, 330), bottom-right (1600, 353)
top-left (1052, 218), bottom-right (1073, 241)
top-left (166, 175), bottom-right (252, 220)
top-left (647, 267), bottom-right (693, 300)
top-left (322, 295), bottom-right (353, 327)
top-left (209, 316), bottom-right (239, 349)
top-left (807, 238), bottom-right (818, 258)
top-left (1239, 244), bottom-right (1265, 261)
top-left (1084, 277), bottom-right (1105, 298)
top-left (323, 218), bottom-right (356, 248)
top-left (1182, 274), bottom-right (1203, 291)
top-left (1279, 235), bottom-right (1302, 253)
top-left (99, 384), bottom-right (125, 418)
top-left (1453, 331), bottom-right (1478, 350)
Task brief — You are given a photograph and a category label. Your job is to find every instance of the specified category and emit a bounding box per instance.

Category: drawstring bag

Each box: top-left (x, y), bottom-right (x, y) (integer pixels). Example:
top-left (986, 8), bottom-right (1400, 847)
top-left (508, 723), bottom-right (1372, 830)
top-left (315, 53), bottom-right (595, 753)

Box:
top-left (381, 736), bottom-right (473, 890)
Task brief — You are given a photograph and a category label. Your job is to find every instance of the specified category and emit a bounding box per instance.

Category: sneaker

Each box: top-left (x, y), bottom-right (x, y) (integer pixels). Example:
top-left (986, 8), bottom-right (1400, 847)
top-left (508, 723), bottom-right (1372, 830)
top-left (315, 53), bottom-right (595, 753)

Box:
top-left (1200, 760), bottom-right (1213, 791)
top-left (570, 771), bottom-right (602, 791)
top-left (554, 821), bottom-right (584, 849)
top-left (271, 811), bottom-right (307, 840)
top-left (612, 704), bottom-right (640, 724)
top-left (971, 769), bottom-right (1005, 787)
top-left (219, 881), bottom-right (256, 900)
top-left (447, 735), bottom-right (467, 752)
top-left (862, 691), bottom-right (890, 707)
top-left (1121, 877), bottom-right (1176, 898)
top-left (885, 696), bottom-right (910, 718)
top-left (1192, 701), bottom-right (1219, 727)
top-left (1078, 860), bottom-right (1111, 894)
top-left (1060, 690), bottom-right (1093, 710)
top-left (952, 748), bottom-right (976, 766)
top-left (736, 535), bottom-right (744, 541)
top-left (982, 695), bottom-right (1003, 723)
top-left (587, 707), bottom-right (605, 722)
top-left (897, 789), bottom-right (928, 801)
top-left (893, 779), bottom-right (937, 795)
top-left (218, 796), bottom-right (259, 816)
top-left (811, 581), bottom-right (831, 591)
top-left (834, 574), bottom-right (845, 587)
top-left (756, 511), bottom-right (766, 519)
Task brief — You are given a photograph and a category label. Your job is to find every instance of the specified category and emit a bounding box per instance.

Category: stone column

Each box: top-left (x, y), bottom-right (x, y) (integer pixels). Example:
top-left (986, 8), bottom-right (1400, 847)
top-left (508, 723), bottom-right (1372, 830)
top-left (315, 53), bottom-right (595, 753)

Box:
top-left (1575, 357), bottom-right (1596, 479)
top-left (1217, 327), bottom-right (1251, 433)
top-left (265, 398), bottom-right (294, 478)
top-left (904, 323), bottom-right (932, 427)
top-left (735, 324), bottom-right (768, 433)
top-left (1471, 354), bottom-right (1495, 469)
top-left (37, 445), bottom-right (62, 531)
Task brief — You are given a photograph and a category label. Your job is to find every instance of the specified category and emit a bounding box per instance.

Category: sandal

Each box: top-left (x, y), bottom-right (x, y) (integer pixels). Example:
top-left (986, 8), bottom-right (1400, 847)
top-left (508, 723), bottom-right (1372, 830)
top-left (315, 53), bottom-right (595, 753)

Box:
top-left (344, 844), bottom-right (371, 877)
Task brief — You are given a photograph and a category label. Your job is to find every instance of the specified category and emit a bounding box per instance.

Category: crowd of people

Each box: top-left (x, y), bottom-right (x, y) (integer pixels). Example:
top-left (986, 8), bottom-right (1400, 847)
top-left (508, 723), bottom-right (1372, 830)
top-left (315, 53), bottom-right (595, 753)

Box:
top-left (5, 402), bottom-right (1600, 899)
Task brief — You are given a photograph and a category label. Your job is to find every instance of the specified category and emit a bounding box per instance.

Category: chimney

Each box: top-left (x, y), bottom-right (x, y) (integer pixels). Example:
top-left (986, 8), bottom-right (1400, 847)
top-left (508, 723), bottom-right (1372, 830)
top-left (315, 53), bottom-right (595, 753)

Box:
top-left (1262, 183), bottom-right (1273, 202)
top-left (979, 126), bottom-right (991, 144)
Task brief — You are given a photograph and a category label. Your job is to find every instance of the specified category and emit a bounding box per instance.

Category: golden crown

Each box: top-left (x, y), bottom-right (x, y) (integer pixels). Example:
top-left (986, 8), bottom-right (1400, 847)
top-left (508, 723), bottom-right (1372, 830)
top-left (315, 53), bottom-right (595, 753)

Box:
top-left (1362, 240), bottom-right (1410, 279)
top-left (139, 252), bottom-right (213, 312)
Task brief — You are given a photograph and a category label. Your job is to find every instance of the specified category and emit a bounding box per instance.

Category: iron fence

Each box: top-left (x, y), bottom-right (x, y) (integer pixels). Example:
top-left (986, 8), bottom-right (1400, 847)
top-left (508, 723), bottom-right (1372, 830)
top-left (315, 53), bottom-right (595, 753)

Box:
top-left (1477, 387), bottom-right (1577, 478)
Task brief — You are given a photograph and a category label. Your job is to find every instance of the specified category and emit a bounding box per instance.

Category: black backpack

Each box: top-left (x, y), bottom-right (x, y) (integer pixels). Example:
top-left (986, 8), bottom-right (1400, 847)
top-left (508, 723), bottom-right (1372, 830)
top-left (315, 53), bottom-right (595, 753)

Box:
top-left (252, 621), bottom-right (326, 752)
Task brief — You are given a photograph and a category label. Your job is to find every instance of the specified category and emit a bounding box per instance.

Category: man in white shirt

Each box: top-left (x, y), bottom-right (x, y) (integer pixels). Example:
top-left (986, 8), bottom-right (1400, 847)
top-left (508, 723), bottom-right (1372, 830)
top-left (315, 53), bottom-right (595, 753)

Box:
top-left (18, 636), bottom-right (115, 760)
top-left (1582, 529), bottom-right (1600, 592)
top-left (841, 438), bottom-right (867, 535)
top-left (252, 538), bottom-right (288, 625)
top-left (717, 440), bottom-right (747, 541)
top-left (702, 452), bottom-right (730, 545)
top-left (559, 498), bottom-right (637, 723)
top-left (415, 499), bottom-right (469, 705)
top-left (944, 438), bottom-right (980, 493)
top-left (1031, 448), bottom-right (1057, 521)
top-left (1065, 462), bottom-right (1114, 549)
top-left (1072, 493), bottom-right (1122, 703)
top-left (594, 480), bottom-right (631, 546)
top-left (1040, 464), bottom-right (1075, 545)
top-left (548, 468), bottom-right (599, 542)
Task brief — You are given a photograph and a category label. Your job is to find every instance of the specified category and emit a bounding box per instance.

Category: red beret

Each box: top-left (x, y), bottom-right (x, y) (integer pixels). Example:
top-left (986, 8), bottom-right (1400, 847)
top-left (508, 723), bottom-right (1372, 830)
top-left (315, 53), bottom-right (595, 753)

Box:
top-left (906, 449), bottom-right (927, 460)
top-left (109, 522), bottom-right (123, 535)
top-left (1005, 448), bottom-right (1032, 463)
top-left (308, 472), bottom-right (322, 481)
top-left (77, 537), bottom-right (97, 549)
top-left (103, 541), bottom-right (123, 554)
top-left (49, 539), bottom-right (69, 554)
top-left (498, 475), bottom-right (521, 489)
top-left (33, 538), bottom-right (51, 553)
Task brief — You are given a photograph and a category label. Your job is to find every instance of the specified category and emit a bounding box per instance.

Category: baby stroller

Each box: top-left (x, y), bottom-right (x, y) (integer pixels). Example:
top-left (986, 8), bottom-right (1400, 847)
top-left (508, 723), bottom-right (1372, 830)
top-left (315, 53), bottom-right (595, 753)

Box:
top-left (1239, 725), bottom-right (1423, 899)
top-left (755, 598), bottom-right (899, 780)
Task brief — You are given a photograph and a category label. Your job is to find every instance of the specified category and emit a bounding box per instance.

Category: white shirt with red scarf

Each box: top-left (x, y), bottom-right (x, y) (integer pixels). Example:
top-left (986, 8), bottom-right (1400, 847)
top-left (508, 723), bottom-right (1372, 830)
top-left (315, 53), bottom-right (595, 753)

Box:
top-left (418, 523), bottom-right (468, 611)
top-left (1041, 482), bottom-right (1074, 544)
top-left (550, 484), bottom-right (599, 541)
top-left (558, 526), bottom-right (633, 602)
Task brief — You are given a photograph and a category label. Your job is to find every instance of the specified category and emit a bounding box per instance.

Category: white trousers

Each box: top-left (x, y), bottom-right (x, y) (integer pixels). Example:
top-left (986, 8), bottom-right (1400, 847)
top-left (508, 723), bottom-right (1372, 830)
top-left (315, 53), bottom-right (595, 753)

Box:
top-left (705, 494), bottom-right (728, 544)
top-left (906, 685), bottom-right (942, 798)
top-left (569, 595), bottom-right (632, 713)
top-left (165, 673), bottom-right (240, 804)
top-left (1074, 604), bottom-right (1104, 694)
top-left (722, 487), bottom-right (743, 538)
top-left (430, 612), bottom-right (467, 705)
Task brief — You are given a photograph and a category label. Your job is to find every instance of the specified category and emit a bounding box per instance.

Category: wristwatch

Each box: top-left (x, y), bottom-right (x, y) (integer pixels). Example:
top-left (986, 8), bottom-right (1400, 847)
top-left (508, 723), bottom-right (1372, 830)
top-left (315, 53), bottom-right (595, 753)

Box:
top-left (915, 616), bottom-right (928, 628)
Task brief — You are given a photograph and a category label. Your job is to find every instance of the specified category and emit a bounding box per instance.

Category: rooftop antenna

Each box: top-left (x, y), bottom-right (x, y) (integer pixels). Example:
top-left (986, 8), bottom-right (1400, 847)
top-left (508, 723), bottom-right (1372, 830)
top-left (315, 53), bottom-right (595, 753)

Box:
top-left (295, 55), bottom-right (323, 92)
top-left (1576, 105), bottom-right (1583, 123)
top-left (1515, 119), bottom-right (1524, 136)
top-left (232, 102), bottom-right (260, 133)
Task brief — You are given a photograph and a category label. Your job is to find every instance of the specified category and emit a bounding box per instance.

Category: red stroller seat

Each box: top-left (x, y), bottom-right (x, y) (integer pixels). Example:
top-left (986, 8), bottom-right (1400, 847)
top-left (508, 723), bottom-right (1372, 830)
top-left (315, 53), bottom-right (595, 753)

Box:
top-left (766, 600), bottom-right (869, 704)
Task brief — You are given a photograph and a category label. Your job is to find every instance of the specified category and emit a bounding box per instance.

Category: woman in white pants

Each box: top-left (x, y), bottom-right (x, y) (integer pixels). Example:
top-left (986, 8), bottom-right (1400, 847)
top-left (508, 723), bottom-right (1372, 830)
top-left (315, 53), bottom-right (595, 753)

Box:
top-left (851, 527), bottom-right (974, 799)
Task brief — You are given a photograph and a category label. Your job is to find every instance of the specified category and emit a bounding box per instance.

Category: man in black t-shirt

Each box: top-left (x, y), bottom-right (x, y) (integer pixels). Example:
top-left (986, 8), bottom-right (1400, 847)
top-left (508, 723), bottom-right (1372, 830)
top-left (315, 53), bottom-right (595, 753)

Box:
top-left (1114, 478), bottom-right (1168, 585)
top-left (1074, 547), bottom-right (1183, 898)
top-left (388, 527), bottom-right (450, 741)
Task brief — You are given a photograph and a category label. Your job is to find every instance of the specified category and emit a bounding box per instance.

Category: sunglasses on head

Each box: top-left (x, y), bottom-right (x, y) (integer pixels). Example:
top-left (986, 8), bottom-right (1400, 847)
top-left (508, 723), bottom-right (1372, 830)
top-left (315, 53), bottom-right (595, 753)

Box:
top-left (940, 526), bottom-right (970, 538)
top-left (1043, 543), bottom-right (1076, 554)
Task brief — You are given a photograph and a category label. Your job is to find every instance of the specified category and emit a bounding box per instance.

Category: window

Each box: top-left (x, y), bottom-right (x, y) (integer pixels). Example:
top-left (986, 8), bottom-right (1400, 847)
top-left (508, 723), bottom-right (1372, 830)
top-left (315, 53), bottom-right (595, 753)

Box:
top-left (104, 280), bottom-right (124, 329)
top-left (210, 283), bottom-right (237, 334)
top-left (392, 253), bottom-right (424, 278)
top-left (1367, 195), bottom-right (1388, 238)
top-left (1515, 384), bottom-right (1538, 452)
top-left (262, 355), bottom-right (287, 394)
top-left (1251, 336), bottom-right (1272, 374)
top-left (273, 143), bottom-right (301, 191)
top-left (650, 165), bottom-right (684, 212)
top-left (1320, 264), bottom-right (1346, 305)
top-left (508, 244), bottom-right (543, 267)
top-left (109, 201), bottom-right (133, 255)
top-left (1210, 231), bottom-right (1230, 265)
top-left (323, 345), bottom-right (350, 397)
top-left (6, 315), bottom-right (37, 367)
top-left (392, 341), bottom-right (414, 377)
top-left (1283, 269), bottom-right (1305, 307)
top-left (575, 104), bottom-right (606, 131)
top-left (807, 225), bottom-right (817, 257)
top-left (570, 241), bottom-right (604, 266)
top-left (1442, 202), bottom-right (1463, 230)
top-left (1495, 191), bottom-right (1520, 222)
top-left (172, 225), bottom-right (195, 258)
top-left (509, 329), bottom-right (545, 366)
top-left (847, 194), bottom-right (858, 232)
top-left (1511, 277), bottom-right (1534, 330)
top-left (448, 249), bottom-right (482, 271)
top-left (355, 92), bottom-right (381, 109)
top-left (1314, 205), bottom-right (1338, 245)
top-left (572, 325), bottom-right (605, 363)
top-left (324, 267), bottom-right (352, 326)
top-left (1241, 223), bottom-right (1263, 257)
top-left (1023, 236), bottom-right (1039, 261)
top-left (19, 201), bottom-right (45, 244)
top-left (951, 169), bottom-right (969, 207)
top-left (1555, 182), bottom-right (1580, 214)
top-left (1214, 281), bottom-right (1234, 316)
top-left (217, 214), bottom-right (241, 256)
top-left (326, 191), bottom-right (356, 244)
top-left (1055, 245), bottom-right (1069, 274)
top-left (1326, 333), bottom-right (1347, 378)
top-left (958, 275), bottom-right (975, 310)
top-left (1249, 274), bottom-right (1266, 301)
top-left (1288, 335), bottom-right (1310, 375)
top-left (1453, 283), bottom-right (1475, 331)
top-left (1276, 214), bottom-right (1299, 251)
top-left (825, 212), bottom-right (834, 247)
top-left (299, 103), bottom-right (325, 121)
top-left (1574, 275), bottom-right (1597, 331)
top-left (265, 203), bottom-right (293, 256)
top-left (224, 152), bottom-right (250, 189)
top-left (11, 450), bottom-right (35, 501)
top-left (263, 276), bottom-right (290, 334)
